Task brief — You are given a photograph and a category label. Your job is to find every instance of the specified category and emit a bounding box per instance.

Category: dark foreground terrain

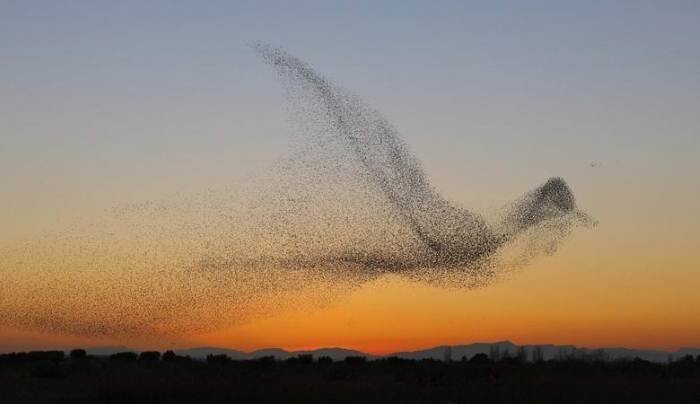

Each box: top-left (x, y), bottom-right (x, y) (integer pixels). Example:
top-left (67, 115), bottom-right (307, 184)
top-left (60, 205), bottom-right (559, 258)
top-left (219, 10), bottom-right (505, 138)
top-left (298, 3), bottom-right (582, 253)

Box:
top-left (1, 350), bottom-right (699, 403)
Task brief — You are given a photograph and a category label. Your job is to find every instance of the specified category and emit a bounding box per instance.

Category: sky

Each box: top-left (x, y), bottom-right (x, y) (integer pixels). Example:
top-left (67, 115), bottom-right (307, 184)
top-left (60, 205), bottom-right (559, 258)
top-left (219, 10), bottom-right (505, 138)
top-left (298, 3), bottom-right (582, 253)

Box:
top-left (1, 1), bottom-right (699, 353)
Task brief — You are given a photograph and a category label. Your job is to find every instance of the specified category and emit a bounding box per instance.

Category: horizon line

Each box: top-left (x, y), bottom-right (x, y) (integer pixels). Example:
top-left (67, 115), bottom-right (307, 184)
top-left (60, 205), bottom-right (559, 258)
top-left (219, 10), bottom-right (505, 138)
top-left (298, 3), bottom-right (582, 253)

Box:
top-left (3, 340), bottom-right (699, 356)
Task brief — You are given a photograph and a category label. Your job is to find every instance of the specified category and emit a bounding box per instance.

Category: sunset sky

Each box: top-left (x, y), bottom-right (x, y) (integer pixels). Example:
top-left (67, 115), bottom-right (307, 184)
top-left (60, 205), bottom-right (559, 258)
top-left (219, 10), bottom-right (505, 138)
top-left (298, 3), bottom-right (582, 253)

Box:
top-left (2, 1), bottom-right (699, 354)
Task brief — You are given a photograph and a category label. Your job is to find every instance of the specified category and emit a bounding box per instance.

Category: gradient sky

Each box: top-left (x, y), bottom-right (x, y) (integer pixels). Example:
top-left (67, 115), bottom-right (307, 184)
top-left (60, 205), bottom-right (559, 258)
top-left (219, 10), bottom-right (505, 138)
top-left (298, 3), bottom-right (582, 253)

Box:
top-left (2, 1), bottom-right (699, 353)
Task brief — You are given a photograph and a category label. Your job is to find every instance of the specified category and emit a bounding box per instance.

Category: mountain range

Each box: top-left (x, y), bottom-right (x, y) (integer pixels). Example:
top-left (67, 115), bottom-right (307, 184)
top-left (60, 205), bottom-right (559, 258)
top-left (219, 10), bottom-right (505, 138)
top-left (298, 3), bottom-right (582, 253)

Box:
top-left (73, 341), bottom-right (700, 363)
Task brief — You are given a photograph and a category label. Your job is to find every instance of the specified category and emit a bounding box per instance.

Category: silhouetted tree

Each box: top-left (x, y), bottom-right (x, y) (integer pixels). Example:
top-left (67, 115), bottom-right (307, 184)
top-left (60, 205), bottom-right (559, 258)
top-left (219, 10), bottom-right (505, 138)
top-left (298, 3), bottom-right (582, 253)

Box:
top-left (110, 352), bottom-right (137, 362)
top-left (27, 351), bottom-right (64, 362)
top-left (2, 347), bottom-right (700, 403)
top-left (162, 350), bottom-right (177, 362)
top-left (256, 355), bottom-right (276, 364)
top-left (591, 349), bottom-right (608, 363)
top-left (344, 356), bottom-right (367, 365)
top-left (489, 346), bottom-right (501, 362)
top-left (502, 347), bottom-right (511, 361)
top-left (469, 353), bottom-right (491, 365)
top-left (69, 349), bottom-right (87, 360)
top-left (665, 354), bottom-right (697, 378)
top-left (139, 351), bottom-right (161, 361)
top-left (160, 351), bottom-right (191, 363)
top-left (206, 354), bottom-right (230, 364)
top-left (532, 346), bottom-right (544, 363)
top-left (443, 346), bottom-right (452, 362)
top-left (288, 354), bottom-right (313, 365)
top-left (556, 348), bottom-right (568, 361)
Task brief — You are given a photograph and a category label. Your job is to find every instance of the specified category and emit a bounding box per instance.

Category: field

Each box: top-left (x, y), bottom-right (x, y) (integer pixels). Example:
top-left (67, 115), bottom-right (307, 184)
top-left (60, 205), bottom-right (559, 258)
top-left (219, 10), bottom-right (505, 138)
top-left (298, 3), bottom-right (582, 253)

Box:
top-left (2, 350), bottom-right (699, 403)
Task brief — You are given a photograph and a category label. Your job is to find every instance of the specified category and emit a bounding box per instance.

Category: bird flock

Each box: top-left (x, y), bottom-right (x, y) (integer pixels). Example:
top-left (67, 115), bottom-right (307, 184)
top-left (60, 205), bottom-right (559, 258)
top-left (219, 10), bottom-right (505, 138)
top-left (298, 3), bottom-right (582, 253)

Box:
top-left (0, 45), bottom-right (593, 340)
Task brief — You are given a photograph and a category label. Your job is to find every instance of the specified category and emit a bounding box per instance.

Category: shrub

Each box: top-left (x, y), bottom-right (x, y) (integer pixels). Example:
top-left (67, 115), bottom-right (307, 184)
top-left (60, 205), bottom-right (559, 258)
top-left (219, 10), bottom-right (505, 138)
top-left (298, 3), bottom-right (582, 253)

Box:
top-left (109, 352), bottom-right (138, 362)
top-left (70, 349), bottom-right (87, 360)
top-left (139, 351), bottom-right (161, 361)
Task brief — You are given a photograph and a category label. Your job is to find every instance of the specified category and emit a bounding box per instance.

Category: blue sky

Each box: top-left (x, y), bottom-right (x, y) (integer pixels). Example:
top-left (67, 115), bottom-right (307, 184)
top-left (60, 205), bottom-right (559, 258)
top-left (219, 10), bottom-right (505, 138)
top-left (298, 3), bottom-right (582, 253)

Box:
top-left (2, 0), bottom-right (699, 239)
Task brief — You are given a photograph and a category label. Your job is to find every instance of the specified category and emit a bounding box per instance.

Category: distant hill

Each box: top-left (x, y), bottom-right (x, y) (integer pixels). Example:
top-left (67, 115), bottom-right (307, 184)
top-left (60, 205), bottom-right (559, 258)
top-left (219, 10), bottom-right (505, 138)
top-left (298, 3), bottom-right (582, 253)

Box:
top-left (391, 342), bottom-right (695, 363)
top-left (85, 346), bottom-right (135, 356)
top-left (249, 348), bottom-right (294, 360)
top-left (294, 347), bottom-right (371, 361)
top-left (176, 347), bottom-right (247, 360)
top-left (391, 341), bottom-right (518, 361)
top-left (18, 342), bottom-right (698, 363)
top-left (172, 343), bottom-right (700, 363)
top-left (177, 347), bottom-right (373, 361)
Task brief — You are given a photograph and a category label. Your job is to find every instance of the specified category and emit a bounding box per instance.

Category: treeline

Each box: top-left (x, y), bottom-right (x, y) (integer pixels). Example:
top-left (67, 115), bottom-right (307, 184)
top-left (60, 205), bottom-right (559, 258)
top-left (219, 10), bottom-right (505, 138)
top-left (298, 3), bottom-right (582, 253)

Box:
top-left (1, 349), bottom-right (699, 403)
top-left (3, 347), bottom-right (700, 367)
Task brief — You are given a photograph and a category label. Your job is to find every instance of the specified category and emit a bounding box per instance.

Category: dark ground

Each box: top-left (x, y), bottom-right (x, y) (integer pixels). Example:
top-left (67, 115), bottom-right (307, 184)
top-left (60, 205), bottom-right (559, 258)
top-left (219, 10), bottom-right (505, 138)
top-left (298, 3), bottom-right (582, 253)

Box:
top-left (1, 350), bottom-right (699, 403)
